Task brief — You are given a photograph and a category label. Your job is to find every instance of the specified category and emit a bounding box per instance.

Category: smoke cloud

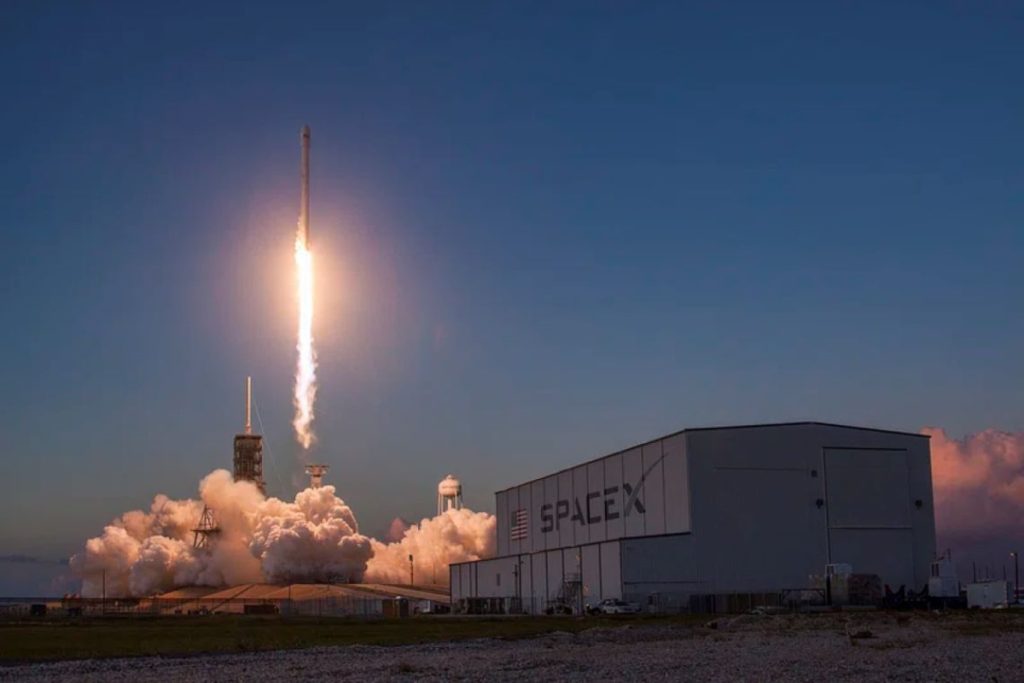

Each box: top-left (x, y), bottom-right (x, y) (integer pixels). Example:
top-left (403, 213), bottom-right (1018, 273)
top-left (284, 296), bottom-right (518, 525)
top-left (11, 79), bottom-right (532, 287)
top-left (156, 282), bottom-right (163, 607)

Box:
top-left (366, 508), bottom-right (497, 586)
top-left (251, 486), bottom-right (371, 583)
top-left (71, 470), bottom-right (370, 597)
top-left (71, 470), bottom-right (495, 597)
top-left (926, 427), bottom-right (1024, 543)
top-left (385, 517), bottom-right (412, 543)
top-left (70, 427), bottom-right (1024, 597)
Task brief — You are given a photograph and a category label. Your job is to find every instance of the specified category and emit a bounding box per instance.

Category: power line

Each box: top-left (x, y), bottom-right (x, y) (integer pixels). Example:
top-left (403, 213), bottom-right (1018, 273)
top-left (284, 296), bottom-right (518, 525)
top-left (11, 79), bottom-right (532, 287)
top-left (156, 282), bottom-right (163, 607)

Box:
top-left (252, 398), bottom-right (281, 497)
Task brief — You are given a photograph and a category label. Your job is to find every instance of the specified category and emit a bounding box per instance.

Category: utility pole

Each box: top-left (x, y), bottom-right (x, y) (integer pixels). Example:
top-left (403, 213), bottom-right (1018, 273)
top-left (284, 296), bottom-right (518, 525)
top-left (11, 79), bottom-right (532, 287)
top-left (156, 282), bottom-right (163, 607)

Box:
top-left (409, 554), bottom-right (414, 586)
top-left (577, 550), bottom-right (583, 616)
top-left (513, 562), bottom-right (520, 613)
top-left (1012, 552), bottom-right (1019, 604)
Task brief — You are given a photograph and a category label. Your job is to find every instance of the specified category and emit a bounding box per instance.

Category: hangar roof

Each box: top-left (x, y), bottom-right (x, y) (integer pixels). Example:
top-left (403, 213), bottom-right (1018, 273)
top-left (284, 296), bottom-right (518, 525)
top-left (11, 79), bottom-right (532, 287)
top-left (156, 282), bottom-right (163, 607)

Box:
top-left (496, 421), bottom-right (928, 495)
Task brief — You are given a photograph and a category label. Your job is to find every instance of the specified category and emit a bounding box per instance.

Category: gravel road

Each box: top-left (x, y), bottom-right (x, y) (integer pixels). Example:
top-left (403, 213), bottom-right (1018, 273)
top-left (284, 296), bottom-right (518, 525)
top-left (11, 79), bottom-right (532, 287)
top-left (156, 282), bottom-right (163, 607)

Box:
top-left (3, 613), bottom-right (1023, 682)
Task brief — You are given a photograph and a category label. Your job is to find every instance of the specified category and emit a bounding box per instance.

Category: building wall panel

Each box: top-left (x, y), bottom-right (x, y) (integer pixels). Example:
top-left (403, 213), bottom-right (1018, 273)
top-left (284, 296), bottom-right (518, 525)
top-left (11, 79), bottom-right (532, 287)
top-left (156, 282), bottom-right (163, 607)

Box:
top-left (562, 547), bottom-right (582, 579)
top-left (531, 552), bottom-right (547, 603)
top-left (495, 490), bottom-right (508, 557)
top-left (586, 460), bottom-right (606, 543)
top-left (906, 439), bottom-right (937, 585)
top-left (599, 541), bottom-right (621, 599)
top-left (825, 448), bottom-right (910, 528)
top-left (623, 447), bottom-right (645, 537)
top-left (502, 434), bottom-right (690, 554)
top-left (558, 470), bottom-right (575, 548)
top-left (700, 467), bottom-right (822, 592)
top-left (621, 535), bottom-right (699, 606)
top-left (581, 544), bottom-right (601, 602)
top-left (573, 465), bottom-right (590, 546)
top-left (829, 528), bottom-right (916, 589)
top-left (451, 564), bottom-right (462, 600)
top-left (529, 480), bottom-right (545, 554)
top-left (662, 434), bottom-right (690, 533)
top-left (546, 550), bottom-right (564, 599)
top-left (641, 441), bottom-right (666, 536)
top-left (603, 454), bottom-right (626, 539)
top-left (517, 555), bottom-right (531, 604)
top-left (505, 489), bottom-right (520, 557)
top-left (517, 486), bottom-right (531, 556)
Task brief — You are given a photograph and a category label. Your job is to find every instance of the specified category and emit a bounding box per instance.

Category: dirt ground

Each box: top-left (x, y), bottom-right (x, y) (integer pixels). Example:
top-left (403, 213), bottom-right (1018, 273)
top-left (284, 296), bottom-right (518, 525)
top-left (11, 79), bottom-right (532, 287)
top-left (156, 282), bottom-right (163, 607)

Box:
top-left (3, 611), bottom-right (1024, 681)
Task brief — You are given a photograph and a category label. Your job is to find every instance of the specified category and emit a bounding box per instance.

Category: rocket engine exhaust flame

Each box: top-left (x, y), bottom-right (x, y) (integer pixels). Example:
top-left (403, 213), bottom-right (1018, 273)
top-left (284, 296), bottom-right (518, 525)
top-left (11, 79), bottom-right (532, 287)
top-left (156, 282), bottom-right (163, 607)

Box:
top-left (293, 235), bottom-right (316, 449)
top-left (293, 126), bottom-right (316, 450)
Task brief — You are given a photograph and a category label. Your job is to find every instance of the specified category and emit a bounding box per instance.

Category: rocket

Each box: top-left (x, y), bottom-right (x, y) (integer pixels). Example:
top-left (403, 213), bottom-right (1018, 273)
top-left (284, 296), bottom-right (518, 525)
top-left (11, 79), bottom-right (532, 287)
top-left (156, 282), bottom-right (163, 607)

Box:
top-left (299, 125), bottom-right (310, 246)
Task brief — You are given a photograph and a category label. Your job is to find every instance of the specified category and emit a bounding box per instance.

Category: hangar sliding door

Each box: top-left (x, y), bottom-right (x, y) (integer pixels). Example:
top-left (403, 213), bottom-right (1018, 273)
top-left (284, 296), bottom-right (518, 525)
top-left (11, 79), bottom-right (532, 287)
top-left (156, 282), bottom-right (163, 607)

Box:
top-left (824, 448), bottom-right (916, 590)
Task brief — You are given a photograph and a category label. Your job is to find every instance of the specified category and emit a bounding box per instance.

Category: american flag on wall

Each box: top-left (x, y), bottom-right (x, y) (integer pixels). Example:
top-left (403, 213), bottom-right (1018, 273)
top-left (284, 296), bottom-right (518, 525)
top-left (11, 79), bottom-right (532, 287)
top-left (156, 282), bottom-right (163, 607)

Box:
top-left (510, 509), bottom-right (528, 541)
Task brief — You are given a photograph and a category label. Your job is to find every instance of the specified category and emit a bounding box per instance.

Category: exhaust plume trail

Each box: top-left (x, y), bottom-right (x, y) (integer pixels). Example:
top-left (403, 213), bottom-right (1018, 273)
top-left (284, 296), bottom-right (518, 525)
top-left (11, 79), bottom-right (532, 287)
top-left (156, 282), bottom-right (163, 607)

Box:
top-left (293, 125), bottom-right (316, 450)
top-left (293, 235), bottom-right (316, 449)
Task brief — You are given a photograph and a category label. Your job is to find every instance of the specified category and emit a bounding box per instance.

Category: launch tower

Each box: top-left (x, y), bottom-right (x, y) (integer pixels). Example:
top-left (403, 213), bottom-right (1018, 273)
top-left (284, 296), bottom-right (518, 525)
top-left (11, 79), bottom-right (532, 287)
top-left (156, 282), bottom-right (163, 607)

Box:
top-left (233, 376), bottom-right (266, 494)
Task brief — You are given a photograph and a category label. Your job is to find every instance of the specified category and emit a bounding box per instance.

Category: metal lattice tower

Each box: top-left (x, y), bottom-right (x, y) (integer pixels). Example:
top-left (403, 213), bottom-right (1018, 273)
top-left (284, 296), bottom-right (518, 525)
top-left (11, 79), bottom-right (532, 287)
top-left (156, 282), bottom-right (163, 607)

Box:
top-left (192, 506), bottom-right (221, 550)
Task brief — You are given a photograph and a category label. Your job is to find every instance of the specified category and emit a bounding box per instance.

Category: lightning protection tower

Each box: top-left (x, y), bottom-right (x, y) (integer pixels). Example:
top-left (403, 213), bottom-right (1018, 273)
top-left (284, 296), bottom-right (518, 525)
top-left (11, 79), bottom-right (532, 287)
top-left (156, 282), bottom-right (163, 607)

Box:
top-left (233, 376), bottom-right (266, 494)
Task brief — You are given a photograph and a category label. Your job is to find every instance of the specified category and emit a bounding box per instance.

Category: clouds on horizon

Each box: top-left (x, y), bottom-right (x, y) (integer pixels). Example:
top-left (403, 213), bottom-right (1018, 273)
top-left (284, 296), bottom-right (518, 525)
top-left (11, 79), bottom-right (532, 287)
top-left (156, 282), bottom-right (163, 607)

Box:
top-left (926, 427), bottom-right (1024, 551)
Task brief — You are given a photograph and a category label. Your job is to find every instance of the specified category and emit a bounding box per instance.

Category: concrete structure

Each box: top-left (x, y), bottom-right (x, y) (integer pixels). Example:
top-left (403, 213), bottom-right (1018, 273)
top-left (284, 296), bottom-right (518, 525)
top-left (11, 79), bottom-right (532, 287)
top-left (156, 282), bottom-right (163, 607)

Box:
top-left (451, 422), bottom-right (936, 613)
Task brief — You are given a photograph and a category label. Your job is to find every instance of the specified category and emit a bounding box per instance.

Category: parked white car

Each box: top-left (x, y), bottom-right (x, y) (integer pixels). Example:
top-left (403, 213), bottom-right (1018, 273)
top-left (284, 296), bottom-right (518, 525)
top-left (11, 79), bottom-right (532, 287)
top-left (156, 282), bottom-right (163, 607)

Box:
top-left (593, 598), bottom-right (641, 614)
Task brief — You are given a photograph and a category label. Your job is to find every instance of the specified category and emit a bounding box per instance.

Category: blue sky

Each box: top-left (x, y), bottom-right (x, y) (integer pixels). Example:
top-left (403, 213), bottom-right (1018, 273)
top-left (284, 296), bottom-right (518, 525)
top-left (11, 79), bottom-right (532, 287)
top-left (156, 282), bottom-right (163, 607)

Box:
top-left (0, 2), bottom-right (1021, 591)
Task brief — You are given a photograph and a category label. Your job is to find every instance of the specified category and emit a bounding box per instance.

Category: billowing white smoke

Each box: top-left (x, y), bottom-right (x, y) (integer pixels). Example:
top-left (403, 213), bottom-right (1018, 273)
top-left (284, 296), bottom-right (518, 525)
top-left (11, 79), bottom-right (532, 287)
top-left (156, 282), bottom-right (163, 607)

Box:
top-left (925, 427), bottom-right (1024, 541)
top-left (71, 470), bottom-right (371, 597)
top-left (365, 509), bottom-right (496, 586)
top-left (252, 486), bottom-right (371, 583)
top-left (71, 470), bottom-right (496, 596)
top-left (385, 517), bottom-right (412, 542)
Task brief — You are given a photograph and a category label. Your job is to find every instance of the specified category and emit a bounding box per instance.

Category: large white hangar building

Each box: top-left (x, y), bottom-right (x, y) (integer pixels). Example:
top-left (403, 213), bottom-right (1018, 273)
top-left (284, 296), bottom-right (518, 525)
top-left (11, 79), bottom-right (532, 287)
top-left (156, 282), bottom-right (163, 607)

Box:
top-left (451, 422), bottom-right (936, 613)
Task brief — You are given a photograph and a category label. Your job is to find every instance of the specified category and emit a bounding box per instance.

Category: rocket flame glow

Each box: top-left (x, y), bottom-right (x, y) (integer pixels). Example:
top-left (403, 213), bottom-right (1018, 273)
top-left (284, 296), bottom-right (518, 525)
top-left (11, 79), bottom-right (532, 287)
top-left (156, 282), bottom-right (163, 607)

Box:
top-left (292, 126), bottom-right (316, 450)
top-left (293, 233), bottom-right (316, 449)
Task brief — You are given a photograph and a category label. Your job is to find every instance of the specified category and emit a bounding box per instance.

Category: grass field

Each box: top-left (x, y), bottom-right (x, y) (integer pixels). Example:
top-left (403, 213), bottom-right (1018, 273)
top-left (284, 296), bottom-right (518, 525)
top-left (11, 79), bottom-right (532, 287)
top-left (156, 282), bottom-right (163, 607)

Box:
top-left (0, 614), bottom-right (701, 663)
top-left (7, 611), bottom-right (1023, 664)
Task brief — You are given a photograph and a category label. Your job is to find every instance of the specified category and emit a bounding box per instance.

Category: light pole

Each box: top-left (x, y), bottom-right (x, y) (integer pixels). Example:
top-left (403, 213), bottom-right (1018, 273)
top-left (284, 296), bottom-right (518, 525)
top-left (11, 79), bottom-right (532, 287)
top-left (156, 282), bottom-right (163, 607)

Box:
top-left (1011, 552), bottom-right (1019, 605)
top-left (409, 554), bottom-right (414, 586)
top-left (512, 562), bottom-right (519, 614)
